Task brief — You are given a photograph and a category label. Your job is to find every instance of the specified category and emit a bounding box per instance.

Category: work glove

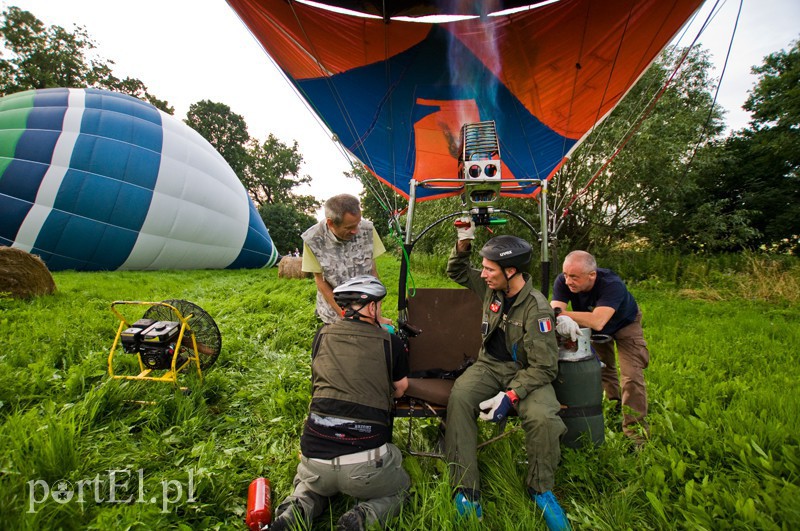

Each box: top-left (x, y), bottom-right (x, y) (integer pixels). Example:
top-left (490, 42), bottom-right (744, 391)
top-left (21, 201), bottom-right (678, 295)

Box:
top-left (454, 216), bottom-right (475, 240)
top-left (479, 390), bottom-right (519, 422)
top-left (556, 315), bottom-right (581, 341)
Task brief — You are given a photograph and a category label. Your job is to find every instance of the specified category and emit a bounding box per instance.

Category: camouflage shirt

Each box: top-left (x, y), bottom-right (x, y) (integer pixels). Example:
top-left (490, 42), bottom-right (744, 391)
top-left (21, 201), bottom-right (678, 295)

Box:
top-left (301, 219), bottom-right (377, 324)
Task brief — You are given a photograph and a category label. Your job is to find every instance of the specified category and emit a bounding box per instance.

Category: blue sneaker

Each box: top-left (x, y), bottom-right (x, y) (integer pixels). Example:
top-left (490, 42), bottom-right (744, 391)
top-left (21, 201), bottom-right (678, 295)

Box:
top-left (454, 492), bottom-right (483, 521)
top-left (532, 490), bottom-right (571, 531)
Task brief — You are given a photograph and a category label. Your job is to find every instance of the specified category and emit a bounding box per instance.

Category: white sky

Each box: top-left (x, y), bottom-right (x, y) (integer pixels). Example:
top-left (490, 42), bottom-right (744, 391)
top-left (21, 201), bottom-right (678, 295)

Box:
top-left (4, 1), bottom-right (799, 213)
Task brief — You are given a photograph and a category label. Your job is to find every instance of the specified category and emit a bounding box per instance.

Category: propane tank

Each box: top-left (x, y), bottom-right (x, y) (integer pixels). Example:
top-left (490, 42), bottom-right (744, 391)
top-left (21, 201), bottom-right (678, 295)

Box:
top-left (246, 477), bottom-right (271, 531)
top-left (553, 328), bottom-right (605, 448)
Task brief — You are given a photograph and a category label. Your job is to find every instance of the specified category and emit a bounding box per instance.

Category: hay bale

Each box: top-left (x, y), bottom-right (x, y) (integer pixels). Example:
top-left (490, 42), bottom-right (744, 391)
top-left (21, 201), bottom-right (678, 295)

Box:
top-left (278, 256), bottom-right (310, 279)
top-left (0, 246), bottom-right (57, 298)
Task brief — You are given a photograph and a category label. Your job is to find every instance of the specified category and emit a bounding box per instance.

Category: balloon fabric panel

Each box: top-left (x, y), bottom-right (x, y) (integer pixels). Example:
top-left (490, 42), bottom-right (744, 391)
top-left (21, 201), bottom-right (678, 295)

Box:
top-left (0, 88), bottom-right (278, 270)
top-left (228, 0), bottom-right (704, 200)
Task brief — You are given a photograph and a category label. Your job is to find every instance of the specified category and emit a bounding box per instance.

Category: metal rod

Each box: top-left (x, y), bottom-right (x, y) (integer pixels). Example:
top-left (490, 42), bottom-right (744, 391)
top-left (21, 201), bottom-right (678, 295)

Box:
top-left (539, 179), bottom-right (550, 297)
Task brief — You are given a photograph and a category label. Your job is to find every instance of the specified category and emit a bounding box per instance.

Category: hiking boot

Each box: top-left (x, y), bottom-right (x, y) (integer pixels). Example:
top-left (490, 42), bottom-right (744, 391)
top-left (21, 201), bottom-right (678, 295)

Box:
top-left (336, 505), bottom-right (367, 531)
top-left (269, 514), bottom-right (293, 531)
top-left (454, 490), bottom-right (483, 521)
top-left (270, 503), bottom-right (304, 531)
top-left (531, 490), bottom-right (571, 531)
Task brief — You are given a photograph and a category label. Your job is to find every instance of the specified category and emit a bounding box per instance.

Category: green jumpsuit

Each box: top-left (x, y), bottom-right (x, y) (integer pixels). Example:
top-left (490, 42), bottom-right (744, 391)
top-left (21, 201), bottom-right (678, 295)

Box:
top-left (445, 244), bottom-right (566, 494)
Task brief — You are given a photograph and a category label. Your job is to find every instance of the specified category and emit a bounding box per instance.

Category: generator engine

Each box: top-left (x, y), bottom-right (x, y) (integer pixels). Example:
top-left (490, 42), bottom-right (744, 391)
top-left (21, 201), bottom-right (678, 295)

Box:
top-left (120, 318), bottom-right (186, 370)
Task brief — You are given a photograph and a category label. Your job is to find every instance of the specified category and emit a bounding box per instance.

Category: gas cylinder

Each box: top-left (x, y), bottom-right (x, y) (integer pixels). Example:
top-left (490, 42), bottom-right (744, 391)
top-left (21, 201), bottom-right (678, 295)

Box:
top-left (552, 328), bottom-right (605, 448)
top-left (246, 477), bottom-right (271, 531)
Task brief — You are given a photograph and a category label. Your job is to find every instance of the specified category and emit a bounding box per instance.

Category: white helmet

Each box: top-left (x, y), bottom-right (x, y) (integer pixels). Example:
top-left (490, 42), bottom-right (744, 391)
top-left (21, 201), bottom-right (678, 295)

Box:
top-left (333, 275), bottom-right (387, 306)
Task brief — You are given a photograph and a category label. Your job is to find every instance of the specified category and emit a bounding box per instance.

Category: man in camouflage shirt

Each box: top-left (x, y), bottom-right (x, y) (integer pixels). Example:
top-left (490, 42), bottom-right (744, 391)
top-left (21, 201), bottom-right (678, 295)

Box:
top-left (301, 194), bottom-right (387, 324)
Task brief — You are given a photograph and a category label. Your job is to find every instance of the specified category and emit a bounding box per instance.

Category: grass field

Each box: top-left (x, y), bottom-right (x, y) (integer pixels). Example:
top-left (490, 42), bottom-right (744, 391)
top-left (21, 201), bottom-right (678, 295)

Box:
top-left (1, 254), bottom-right (798, 530)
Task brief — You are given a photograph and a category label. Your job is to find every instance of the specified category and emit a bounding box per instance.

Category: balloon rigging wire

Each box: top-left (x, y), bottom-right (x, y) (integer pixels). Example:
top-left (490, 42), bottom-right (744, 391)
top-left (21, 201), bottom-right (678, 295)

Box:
top-left (680, 0), bottom-right (742, 178)
top-left (559, 0), bottom-right (724, 216)
top-left (556, 0), bottom-right (592, 167)
top-left (232, 7), bottom-right (357, 172)
top-left (380, 0), bottom-right (400, 216)
top-left (286, 1), bottom-right (379, 180)
top-left (552, 0), bottom-right (635, 217)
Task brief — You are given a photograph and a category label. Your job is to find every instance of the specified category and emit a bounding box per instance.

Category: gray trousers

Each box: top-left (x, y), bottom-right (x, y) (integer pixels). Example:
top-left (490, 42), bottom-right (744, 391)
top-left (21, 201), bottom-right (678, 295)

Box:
top-left (445, 357), bottom-right (566, 494)
top-left (275, 443), bottom-right (409, 528)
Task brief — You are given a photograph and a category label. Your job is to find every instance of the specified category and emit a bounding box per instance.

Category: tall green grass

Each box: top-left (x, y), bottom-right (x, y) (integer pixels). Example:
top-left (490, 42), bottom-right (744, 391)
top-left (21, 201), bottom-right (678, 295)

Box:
top-left (1, 254), bottom-right (798, 529)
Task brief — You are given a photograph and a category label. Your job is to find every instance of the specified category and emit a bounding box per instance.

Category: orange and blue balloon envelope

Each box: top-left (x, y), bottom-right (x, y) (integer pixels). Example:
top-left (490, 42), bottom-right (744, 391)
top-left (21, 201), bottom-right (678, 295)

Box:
top-left (228, 0), bottom-right (704, 201)
top-left (0, 88), bottom-right (279, 271)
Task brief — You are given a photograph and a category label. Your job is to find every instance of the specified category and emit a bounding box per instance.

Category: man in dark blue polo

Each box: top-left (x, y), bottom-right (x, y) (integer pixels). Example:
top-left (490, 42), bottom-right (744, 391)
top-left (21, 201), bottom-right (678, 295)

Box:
top-left (551, 251), bottom-right (650, 445)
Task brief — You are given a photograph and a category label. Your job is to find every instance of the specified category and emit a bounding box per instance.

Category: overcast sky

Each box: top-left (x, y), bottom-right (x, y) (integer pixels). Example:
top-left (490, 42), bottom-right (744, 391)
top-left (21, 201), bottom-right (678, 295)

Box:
top-left (3, 1), bottom-right (799, 211)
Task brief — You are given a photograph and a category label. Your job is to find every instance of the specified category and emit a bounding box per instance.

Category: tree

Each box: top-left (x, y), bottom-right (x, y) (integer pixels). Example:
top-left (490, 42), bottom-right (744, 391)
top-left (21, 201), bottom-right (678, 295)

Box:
top-left (546, 46), bottom-right (726, 252)
top-left (184, 100), bottom-right (251, 177)
top-left (244, 134), bottom-right (318, 215)
top-left (258, 203), bottom-right (316, 255)
top-left (0, 7), bottom-right (172, 112)
top-left (677, 38), bottom-right (800, 253)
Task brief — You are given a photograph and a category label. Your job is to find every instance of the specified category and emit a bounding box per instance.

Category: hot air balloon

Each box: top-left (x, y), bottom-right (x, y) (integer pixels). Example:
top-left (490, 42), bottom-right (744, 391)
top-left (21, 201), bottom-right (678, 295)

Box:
top-left (226, 0), bottom-right (705, 201)
top-left (0, 87), bottom-right (278, 271)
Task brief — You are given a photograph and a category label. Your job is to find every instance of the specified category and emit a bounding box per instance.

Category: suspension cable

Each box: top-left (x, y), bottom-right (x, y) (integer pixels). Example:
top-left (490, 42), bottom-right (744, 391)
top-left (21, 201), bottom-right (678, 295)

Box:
top-left (681, 0), bottom-right (742, 176)
top-left (558, 0), bottom-right (724, 219)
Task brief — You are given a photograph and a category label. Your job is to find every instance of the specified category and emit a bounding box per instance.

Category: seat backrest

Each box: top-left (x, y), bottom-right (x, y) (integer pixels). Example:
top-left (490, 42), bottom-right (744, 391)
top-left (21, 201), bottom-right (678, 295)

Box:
top-left (405, 288), bottom-right (483, 376)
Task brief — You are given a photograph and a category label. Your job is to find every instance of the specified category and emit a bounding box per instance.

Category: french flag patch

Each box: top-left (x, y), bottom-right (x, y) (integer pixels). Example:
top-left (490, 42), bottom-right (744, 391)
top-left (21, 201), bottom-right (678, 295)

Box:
top-left (538, 317), bottom-right (553, 333)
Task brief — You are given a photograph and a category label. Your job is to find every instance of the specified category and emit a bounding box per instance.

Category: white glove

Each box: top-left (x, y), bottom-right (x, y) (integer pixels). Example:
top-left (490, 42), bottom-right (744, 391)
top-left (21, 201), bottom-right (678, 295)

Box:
top-left (478, 391), bottom-right (507, 421)
top-left (454, 216), bottom-right (475, 240)
top-left (556, 315), bottom-right (581, 341)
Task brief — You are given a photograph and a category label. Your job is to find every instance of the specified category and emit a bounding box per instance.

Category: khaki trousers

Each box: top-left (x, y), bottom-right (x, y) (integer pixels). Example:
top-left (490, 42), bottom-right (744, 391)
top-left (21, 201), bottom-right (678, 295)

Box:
top-left (593, 312), bottom-right (650, 437)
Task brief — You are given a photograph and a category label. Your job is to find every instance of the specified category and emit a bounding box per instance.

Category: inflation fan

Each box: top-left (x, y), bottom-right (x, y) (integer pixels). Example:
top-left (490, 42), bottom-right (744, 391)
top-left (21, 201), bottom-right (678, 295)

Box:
top-left (107, 299), bottom-right (221, 386)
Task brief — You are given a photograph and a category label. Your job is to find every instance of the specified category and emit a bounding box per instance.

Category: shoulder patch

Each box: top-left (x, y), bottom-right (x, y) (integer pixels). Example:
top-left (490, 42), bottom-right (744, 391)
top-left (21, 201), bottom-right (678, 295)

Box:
top-left (538, 317), bottom-right (553, 333)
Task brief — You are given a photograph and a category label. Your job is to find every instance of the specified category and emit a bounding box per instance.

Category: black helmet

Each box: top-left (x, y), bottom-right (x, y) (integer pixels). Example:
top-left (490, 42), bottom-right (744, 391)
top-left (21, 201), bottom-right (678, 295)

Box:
top-left (479, 235), bottom-right (532, 270)
top-left (333, 275), bottom-right (387, 306)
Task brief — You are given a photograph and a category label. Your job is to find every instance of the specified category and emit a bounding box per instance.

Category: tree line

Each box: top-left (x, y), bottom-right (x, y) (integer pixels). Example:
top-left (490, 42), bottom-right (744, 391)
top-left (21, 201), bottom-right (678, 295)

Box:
top-left (3, 5), bottom-right (798, 258)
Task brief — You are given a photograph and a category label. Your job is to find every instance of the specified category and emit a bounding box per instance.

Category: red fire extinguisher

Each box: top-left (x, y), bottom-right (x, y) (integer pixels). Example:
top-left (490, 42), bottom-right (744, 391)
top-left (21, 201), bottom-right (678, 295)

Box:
top-left (246, 477), bottom-right (271, 530)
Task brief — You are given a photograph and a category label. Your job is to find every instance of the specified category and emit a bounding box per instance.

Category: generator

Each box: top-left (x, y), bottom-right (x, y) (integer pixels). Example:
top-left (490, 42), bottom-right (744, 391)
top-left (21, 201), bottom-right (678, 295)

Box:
top-left (108, 299), bottom-right (221, 386)
top-left (120, 319), bottom-right (185, 370)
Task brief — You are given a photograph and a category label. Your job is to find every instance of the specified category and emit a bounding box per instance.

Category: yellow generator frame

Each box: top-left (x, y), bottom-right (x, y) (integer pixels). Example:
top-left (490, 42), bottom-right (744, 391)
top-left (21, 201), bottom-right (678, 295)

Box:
top-left (107, 301), bottom-right (204, 385)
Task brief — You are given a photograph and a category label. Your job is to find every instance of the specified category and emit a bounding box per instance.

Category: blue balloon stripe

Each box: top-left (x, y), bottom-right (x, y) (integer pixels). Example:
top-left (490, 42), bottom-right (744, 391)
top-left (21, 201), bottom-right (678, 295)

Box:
top-left (81, 107), bottom-right (163, 154)
top-left (32, 210), bottom-right (139, 271)
top-left (9, 127), bottom-right (62, 167)
top-left (32, 88), bottom-right (69, 109)
top-left (85, 88), bottom-right (161, 126)
top-left (27, 106), bottom-right (69, 133)
top-left (0, 193), bottom-right (34, 244)
top-left (54, 169), bottom-right (151, 231)
top-left (69, 134), bottom-right (161, 190)
top-left (227, 201), bottom-right (277, 268)
top-left (0, 157), bottom-right (50, 203)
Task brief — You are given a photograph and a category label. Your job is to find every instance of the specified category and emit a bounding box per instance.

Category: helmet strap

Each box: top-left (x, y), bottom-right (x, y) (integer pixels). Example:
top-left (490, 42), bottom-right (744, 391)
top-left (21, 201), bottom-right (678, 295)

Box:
top-left (343, 301), bottom-right (376, 323)
top-left (502, 268), bottom-right (524, 296)
top-left (503, 267), bottom-right (520, 282)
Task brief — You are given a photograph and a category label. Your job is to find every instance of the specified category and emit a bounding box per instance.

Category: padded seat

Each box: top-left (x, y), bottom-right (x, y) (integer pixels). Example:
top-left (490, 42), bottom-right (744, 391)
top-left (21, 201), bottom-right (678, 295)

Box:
top-left (394, 288), bottom-right (525, 456)
top-left (405, 378), bottom-right (455, 407)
